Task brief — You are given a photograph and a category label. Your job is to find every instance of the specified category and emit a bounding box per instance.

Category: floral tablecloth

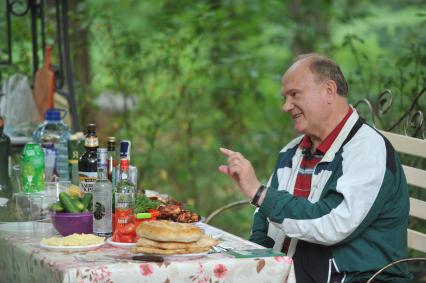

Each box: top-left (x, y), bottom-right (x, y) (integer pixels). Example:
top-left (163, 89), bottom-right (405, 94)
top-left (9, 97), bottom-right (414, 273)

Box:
top-left (0, 222), bottom-right (294, 283)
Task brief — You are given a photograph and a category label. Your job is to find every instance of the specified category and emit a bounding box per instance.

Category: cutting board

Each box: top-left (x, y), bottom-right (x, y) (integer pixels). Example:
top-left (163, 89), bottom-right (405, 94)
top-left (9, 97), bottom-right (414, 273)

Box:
top-left (33, 47), bottom-right (55, 122)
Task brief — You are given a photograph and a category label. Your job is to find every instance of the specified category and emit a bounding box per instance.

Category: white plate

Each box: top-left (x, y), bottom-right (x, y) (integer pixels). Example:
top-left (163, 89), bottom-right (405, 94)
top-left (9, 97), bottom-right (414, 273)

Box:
top-left (194, 223), bottom-right (223, 239)
top-left (39, 241), bottom-right (105, 252)
top-left (107, 237), bottom-right (136, 248)
top-left (163, 251), bottom-right (208, 260)
top-left (137, 251), bottom-right (208, 260)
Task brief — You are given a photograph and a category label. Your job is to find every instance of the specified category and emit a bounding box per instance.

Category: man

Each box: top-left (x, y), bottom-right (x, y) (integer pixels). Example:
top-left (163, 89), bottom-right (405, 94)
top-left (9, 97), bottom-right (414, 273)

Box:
top-left (219, 54), bottom-right (410, 282)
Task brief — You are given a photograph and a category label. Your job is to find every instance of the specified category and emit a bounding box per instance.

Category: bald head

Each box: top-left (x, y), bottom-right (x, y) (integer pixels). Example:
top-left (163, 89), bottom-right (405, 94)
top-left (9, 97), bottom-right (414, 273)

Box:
top-left (293, 54), bottom-right (348, 97)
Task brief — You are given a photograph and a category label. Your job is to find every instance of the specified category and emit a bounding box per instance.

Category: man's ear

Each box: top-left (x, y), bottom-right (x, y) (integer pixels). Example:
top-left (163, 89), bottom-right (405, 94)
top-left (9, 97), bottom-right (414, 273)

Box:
top-left (324, 79), bottom-right (338, 104)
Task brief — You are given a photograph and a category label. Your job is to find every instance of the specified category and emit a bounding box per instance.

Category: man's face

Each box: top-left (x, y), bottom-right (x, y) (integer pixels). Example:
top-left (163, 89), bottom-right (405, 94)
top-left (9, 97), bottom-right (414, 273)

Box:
top-left (281, 60), bottom-right (331, 137)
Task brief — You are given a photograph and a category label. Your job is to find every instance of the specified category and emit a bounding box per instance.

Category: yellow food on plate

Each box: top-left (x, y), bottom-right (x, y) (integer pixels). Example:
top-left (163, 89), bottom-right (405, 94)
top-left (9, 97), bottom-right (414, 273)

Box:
top-left (41, 233), bottom-right (104, 246)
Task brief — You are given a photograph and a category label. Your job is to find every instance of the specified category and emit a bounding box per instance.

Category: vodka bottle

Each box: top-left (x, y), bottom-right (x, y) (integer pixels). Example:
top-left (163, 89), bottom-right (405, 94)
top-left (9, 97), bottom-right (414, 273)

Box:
top-left (92, 148), bottom-right (112, 237)
top-left (114, 158), bottom-right (135, 241)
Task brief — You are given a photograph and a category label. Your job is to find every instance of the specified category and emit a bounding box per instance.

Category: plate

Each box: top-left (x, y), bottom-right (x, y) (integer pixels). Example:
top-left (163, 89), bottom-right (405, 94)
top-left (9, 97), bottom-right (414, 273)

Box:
top-left (107, 237), bottom-right (136, 248)
top-left (39, 241), bottom-right (105, 252)
top-left (138, 251), bottom-right (208, 260)
top-left (194, 223), bottom-right (223, 239)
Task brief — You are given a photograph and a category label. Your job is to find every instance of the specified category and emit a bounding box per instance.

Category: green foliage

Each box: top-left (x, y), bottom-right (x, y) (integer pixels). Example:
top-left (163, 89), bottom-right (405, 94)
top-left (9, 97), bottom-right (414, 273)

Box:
top-left (81, 0), bottom-right (426, 237)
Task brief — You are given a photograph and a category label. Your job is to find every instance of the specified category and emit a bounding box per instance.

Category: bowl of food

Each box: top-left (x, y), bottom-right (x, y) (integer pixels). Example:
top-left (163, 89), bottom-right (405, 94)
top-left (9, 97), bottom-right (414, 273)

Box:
top-left (51, 212), bottom-right (93, 236)
top-left (49, 191), bottom-right (93, 236)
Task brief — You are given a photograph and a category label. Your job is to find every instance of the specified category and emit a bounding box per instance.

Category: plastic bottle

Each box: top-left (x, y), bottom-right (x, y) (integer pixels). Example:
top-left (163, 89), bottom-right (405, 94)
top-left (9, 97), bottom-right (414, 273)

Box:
top-left (33, 109), bottom-right (71, 181)
top-left (20, 143), bottom-right (45, 192)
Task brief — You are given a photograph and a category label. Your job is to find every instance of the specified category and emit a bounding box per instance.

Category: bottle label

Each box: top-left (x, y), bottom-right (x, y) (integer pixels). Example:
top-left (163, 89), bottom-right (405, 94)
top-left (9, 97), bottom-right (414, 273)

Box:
top-left (79, 171), bottom-right (97, 193)
top-left (21, 143), bottom-right (45, 193)
top-left (93, 201), bottom-right (106, 220)
top-left (116, 201), bottom-right (129, 209)
top-left (85, 136), bottom-right (99, 147)
top-left (115, 208), bottom-right (132, 230)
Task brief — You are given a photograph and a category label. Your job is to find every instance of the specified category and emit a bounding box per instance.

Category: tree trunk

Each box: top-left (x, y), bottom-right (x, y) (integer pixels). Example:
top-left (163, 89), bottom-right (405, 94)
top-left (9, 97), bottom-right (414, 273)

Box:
top-left (68, 0), bottom-right (91, 128)
top-left (287, 0), bottom-right (332, 54)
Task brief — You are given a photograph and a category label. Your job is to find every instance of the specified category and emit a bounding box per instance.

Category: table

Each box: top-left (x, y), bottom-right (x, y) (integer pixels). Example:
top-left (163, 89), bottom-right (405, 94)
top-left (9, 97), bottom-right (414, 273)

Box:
top-left (0, 222), bottom-right (294, 283)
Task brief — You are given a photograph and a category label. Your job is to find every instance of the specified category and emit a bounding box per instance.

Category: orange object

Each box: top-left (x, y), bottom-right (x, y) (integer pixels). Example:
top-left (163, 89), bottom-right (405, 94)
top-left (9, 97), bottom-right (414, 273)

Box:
top-left (148, 209), bottom-right (160, 218)
top-left (33, 46), bottom-right (55, 122)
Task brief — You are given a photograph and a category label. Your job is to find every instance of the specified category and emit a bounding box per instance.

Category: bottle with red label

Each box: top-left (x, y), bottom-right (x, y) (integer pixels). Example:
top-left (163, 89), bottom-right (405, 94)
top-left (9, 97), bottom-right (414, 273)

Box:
top-left (113, 158), bottom-right (136, 242)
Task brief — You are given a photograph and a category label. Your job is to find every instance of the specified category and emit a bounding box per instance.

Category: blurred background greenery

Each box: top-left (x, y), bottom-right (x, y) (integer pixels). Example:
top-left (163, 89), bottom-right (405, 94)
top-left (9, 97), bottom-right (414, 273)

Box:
top-left (1, 0), bottom-right (425, 242)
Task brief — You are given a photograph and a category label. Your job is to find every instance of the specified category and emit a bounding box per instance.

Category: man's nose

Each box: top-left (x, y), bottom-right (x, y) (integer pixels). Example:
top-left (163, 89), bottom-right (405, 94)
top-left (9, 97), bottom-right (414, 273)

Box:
top-left (283, 98), bottom-right (293, 112)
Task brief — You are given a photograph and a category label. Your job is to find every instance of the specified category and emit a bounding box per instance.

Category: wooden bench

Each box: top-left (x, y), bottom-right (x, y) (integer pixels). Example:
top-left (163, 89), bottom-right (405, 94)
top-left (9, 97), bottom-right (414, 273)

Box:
top-left (381, 131), bottom-right (426, 254)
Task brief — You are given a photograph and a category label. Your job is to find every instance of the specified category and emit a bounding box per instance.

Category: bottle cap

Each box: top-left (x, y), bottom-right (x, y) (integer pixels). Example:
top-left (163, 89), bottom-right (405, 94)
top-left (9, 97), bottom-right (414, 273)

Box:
top-left (87, 123), bottom-right (96, 133)
top-left (45, 109), bottom-right (61, 121)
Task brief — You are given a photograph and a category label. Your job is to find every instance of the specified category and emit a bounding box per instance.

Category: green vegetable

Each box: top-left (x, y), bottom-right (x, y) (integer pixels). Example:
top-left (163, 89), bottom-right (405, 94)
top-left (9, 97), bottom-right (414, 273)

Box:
top-left (134, 195), bottom-right (160, 213)
top-left (50, 201), bottom-right (64, 212)
top-left (81, 193), bottom-right (93, 211)
top-left (59, 192), bottom-right (79, 213)
top-left (72, 198), bottom-right (85, 211)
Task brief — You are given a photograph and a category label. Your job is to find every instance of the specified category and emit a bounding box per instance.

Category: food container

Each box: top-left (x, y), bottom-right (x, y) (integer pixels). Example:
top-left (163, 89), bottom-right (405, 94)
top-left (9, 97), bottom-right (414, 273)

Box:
top-left (51, 212), bottom-right (93, 236)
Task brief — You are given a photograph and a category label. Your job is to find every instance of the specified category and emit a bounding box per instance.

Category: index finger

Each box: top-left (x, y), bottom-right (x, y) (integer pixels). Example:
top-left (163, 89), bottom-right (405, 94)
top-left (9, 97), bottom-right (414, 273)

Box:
top-left (219, 147), bottom-right (236, 157)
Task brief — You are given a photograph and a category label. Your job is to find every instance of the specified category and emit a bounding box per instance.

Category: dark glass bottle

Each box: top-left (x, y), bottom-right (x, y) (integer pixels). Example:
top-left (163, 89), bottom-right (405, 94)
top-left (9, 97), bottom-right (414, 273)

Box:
top-left (78, 124), bottom-right (98, 194)
top-left (107, 137), bottom-right (117, 185)
top-left (0, 116), bottom-right (11, 199)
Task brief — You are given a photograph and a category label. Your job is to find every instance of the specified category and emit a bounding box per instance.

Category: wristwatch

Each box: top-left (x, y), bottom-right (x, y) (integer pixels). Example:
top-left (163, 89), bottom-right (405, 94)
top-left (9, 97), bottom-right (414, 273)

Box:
top-left (250, 184), bottom-right (266, 207)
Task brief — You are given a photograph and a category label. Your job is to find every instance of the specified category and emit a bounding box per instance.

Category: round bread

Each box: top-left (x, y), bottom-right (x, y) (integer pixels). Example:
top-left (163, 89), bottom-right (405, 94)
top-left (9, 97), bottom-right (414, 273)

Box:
top-left (137, 235), bottom-right (218, 250)
top-left (136, 220), bottom-right (202, 243)
top-left (132, 245), bottom-right (209, 255)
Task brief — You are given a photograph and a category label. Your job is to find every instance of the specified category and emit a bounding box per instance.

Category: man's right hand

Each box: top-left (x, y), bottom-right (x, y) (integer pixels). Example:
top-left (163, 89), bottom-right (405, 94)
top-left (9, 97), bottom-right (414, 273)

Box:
top-left (218, 147), bottom-right (261, 199)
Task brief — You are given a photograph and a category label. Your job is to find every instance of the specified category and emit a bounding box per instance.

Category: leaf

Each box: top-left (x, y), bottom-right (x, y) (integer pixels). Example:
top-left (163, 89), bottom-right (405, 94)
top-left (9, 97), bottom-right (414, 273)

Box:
top-left (256, 259), bottom-right (265, 273)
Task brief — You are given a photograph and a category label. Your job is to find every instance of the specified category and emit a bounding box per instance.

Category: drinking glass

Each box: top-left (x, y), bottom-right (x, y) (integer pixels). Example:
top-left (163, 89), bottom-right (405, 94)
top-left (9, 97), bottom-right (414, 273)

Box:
top-left (11, 165), bottom-right (23, 193)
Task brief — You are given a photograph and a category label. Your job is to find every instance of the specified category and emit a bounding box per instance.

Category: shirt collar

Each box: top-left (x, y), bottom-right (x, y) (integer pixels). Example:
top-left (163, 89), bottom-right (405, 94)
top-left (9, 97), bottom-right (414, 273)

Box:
top-left (300, 107), bottom-right (353, 155)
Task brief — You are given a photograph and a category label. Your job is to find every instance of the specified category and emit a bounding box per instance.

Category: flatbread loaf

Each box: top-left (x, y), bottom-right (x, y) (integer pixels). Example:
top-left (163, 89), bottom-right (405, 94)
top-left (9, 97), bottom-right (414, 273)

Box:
top-left (137, 235), bottom-right (218, 250)
top-left (132, 246), bottom-right (210, 255)
top-left (136, 220), bottom-right (202, 243)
